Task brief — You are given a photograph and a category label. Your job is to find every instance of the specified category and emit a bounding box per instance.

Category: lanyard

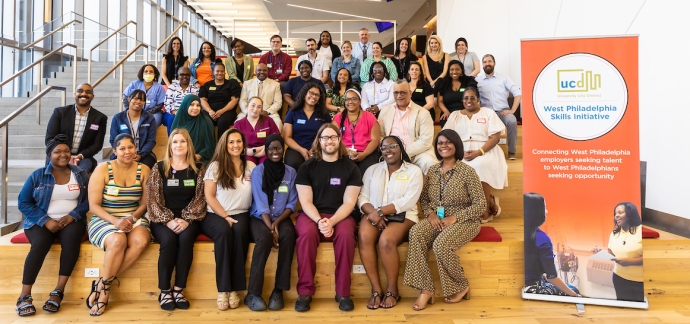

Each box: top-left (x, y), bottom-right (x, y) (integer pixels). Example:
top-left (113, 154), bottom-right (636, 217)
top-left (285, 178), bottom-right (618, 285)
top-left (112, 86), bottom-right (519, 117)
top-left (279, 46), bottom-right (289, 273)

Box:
top-left (126, 112), bottom-right (140, 149)
top-left (348, 110), bottom-right (360, 148)
top-left (270, 53), bottom-right (281, 68)
top-left (438, 168), bottom-right (455, 206)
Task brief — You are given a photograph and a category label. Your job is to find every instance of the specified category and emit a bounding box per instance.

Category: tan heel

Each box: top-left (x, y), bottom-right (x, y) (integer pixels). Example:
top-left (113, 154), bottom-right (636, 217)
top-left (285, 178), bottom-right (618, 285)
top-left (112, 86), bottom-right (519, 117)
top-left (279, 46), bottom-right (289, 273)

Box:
top-left (412, 293), bottom-right (435, 311)
top-left (228, 291), bottom-right (240, 309)
top-left (463, 288), bottom-right (471, 300)
top-left (445, 287), bottom-right (470, 303)
top-left (217, 292), bottom-right (229, 311)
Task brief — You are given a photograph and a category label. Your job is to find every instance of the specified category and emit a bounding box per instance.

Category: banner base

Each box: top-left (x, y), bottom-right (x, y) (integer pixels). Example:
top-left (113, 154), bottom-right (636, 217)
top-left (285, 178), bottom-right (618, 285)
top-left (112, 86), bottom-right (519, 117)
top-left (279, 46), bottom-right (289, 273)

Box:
top-left (522, 288), bottom-right (649, 310)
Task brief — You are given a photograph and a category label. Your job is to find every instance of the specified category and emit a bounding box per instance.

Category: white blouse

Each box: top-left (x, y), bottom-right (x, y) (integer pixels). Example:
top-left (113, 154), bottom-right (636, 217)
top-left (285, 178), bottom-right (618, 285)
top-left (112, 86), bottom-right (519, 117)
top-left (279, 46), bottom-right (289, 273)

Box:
top-left (358, 161), bottom-right (423, 223)
top-left (204, 161), bottom-right (256, 215)
top-left (360, 78), bottom-right (395, 109)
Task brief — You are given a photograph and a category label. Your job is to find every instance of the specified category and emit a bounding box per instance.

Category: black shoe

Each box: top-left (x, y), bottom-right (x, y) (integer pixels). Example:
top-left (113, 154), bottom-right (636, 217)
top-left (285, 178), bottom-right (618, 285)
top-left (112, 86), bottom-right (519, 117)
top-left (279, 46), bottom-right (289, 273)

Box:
top-left (244, 293), bottom-right (267, 311)
top-left (172, 288), bottom-right (190, 310)
top-left (159, 290), bottom-right (176, 311)
top-left (335, 294), bottom-right (354, 311)
top-left (295, 295), bottom-right (312, 312)
top-left (268, 289), bottom-right (285, 310)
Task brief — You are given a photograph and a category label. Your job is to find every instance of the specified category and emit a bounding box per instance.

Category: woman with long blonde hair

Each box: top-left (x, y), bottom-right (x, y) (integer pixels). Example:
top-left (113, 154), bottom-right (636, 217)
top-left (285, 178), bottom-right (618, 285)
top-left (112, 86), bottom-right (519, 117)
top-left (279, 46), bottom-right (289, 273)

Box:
top-left (421, 35), bottom-right (451, 100)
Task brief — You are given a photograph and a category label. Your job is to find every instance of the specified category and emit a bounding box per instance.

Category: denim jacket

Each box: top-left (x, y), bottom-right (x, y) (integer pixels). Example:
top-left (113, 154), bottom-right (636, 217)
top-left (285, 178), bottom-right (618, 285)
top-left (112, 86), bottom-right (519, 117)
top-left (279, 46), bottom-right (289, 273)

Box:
top-left (18, 163), bottom-right (90, 229)
top-left (190, 57), bottom-right (217, 86)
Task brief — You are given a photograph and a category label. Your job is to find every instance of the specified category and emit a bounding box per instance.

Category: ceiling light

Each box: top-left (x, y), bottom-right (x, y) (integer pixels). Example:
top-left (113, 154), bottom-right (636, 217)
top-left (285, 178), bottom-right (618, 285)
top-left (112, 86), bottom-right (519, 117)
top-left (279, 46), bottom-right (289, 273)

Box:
top-left (286, 4), bottom-right (379, 20)
top-left (196, 10), bottom-right (239, 14)
top-left (189, 2), bottom-right (233, 6)
top-left (208, 18), bottom-right (258, 22)
top-left (218, 27), bottom-right (265, 31)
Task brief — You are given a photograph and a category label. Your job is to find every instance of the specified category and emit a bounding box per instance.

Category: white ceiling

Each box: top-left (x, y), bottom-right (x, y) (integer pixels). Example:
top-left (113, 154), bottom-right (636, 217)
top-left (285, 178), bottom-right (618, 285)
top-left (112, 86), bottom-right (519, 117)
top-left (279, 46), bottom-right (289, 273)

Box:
top-left (187, 0), bottom-right (433, 54)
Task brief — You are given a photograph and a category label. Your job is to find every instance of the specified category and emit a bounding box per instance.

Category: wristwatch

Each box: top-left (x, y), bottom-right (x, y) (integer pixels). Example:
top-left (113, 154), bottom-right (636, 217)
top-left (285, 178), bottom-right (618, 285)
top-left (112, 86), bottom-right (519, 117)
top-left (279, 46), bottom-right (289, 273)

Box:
top-left (252, 148), bottom-right (257, 154)
top-left (377, 208), bottom-right (384, 217)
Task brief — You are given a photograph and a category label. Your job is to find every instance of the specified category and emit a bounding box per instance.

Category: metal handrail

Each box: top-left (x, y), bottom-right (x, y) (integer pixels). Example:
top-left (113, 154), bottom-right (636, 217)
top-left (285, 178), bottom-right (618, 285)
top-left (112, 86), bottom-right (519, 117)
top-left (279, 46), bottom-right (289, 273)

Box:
top-left (154, 21), bottom-right (189, 68)
top-left (0, 44), bottom-right (78, 99)
top-left (1, 86), bottom-right (67, 224)
top-left (88, 20), bottom-right (137, 84)
top-left (92, 43), bottom-right (149, 111)
top-left (22, 19), bottom-right (81, 49)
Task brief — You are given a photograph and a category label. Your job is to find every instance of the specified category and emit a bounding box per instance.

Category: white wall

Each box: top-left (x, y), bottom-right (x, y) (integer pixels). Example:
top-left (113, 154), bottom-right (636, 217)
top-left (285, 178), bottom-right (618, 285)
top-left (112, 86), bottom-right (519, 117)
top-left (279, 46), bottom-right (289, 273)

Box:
top-left (437, 0), bottom-right (690, 219)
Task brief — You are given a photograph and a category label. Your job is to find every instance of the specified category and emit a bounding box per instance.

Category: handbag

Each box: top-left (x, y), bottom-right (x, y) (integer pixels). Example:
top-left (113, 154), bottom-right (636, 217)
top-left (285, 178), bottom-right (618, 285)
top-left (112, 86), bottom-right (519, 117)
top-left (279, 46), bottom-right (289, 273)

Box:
top-left (385, 211), bottom-right (406, 223)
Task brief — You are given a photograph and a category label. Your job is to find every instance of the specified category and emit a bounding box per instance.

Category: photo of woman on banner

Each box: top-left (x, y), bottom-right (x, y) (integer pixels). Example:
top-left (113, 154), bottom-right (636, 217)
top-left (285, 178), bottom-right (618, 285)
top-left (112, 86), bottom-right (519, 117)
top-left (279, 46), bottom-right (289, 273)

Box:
top-left (523, 193), bottom-right (581, 297)
top-left (607, 202), bottom-right (644, 302)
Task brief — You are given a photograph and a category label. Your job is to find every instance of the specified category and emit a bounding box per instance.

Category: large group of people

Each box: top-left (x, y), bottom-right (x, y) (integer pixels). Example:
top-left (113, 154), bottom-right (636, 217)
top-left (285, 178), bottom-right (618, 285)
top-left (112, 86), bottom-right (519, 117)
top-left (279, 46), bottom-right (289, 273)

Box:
top-left (16, 28), bottom-right (528, 317)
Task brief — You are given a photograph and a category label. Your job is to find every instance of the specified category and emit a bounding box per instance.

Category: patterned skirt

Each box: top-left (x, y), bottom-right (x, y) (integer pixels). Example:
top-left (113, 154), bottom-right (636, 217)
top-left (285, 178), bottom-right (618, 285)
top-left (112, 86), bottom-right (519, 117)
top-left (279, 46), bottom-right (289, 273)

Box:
top-left (88, 215), bottom-right (150, 250)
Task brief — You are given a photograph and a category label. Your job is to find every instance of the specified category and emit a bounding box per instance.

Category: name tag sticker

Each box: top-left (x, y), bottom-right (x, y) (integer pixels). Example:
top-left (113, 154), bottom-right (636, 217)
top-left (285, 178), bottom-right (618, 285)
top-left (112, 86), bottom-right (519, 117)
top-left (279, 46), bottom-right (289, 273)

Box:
top-left (119, 124), bottom-right (129, 130)
top-left (267, 63), bottom-right (273, 68)
top-left (167, 179), bottom-right (179, 186)
top-left (380, 88), bottom-right (388, 93)
top-left (396, 174), bottom-right (409, 180)
top-left (415, 88), bottom-right (423, 93)
top-left (90, 124), bottom-right (100, 130)
top-left (477, 118), bottom-right (487, 124)
top-left (330, 178), bottom-right (341, 186)
top-left (276, 69), bottom-right (283, 74)
top-left (209, 87), bottom-right (217, 91)
top-left (183, 179), bottom-right (195, 187)
top-left (146, 100), bottom-right (151, 105)
top-left (278, 185), bottom-right (288, 193)
top-left (257, 131), bottom-right (267, 138)
top-left (68, 184), bottom-right (80, 191)
top-left (141, 124), bottom-right (150, 127)
top-left (296, 119), bottom-right (307, 124)
top-left (106, 187), bottom-right (120, 196)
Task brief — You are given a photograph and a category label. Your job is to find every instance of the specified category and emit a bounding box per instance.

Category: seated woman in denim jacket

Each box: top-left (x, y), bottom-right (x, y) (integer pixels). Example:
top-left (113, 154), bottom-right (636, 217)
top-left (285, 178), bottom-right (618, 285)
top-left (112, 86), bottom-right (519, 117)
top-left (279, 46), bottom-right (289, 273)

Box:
top-left (16, 134), bottom-right (90, 317)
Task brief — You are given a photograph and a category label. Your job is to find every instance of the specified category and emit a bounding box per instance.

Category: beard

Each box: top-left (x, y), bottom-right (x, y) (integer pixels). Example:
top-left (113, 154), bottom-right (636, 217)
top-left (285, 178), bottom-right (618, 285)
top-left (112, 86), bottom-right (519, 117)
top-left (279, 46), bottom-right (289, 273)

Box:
top-left (483, 65), bottom-right (494, 75)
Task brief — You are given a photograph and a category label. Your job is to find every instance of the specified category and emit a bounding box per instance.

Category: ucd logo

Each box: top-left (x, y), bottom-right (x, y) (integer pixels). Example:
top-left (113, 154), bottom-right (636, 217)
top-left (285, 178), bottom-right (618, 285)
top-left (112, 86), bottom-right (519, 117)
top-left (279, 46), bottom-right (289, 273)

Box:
top-left (557, 69), bottom-right (601, 92)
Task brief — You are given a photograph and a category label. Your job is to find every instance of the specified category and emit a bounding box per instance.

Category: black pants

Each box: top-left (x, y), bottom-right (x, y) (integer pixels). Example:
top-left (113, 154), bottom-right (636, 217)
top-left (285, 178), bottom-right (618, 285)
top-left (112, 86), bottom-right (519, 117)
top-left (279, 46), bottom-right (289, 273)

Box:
top-left (150, 221), bottom-right (201, 290)
top-left (248, 217), bottom-right (296, 295)
top-left (354, 150), bottom-right (381, 176)
top-left (22, 221), bottom-right (86, 285)
top-left (284, 148), bottom-right (307, 172)
top-left (204, 212), bottom-right (250, 291)
top-left (612, 272), bottom-right (644, 302)
top-left (211, 109), bottom-right (238, 140)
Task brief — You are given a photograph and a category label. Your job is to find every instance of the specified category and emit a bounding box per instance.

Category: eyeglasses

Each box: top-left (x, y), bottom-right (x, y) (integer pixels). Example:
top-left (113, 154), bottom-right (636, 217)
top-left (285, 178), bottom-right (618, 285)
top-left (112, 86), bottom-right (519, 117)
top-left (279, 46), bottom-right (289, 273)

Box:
top-left (344, 97), bottom-right (360, 102)
top-left (267, 146), bottom-right (283, 153)
top-left (75, 89), bottom-right (93, 94)
top-left (393, 91), bottom-right (408, 96)
top-left (380, 144), bottom-right (400, 151)
top-left (307, 91), bottom-right (321, 98)
top-left (437, 141), bottom-right (454, 147)
top-left (178, 73), bottom-right (191, 77)
top-left (319, 135), bottom-right (339, 142)
top-left (372, 68), bottom-right (383, 72)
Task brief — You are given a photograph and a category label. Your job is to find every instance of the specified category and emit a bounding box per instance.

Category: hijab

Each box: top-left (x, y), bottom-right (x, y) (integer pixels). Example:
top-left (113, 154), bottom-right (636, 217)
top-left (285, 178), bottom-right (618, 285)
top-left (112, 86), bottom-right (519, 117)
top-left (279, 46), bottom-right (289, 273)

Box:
top-left (262, 134), bottom-right (285, 203)
top-left (171, 95), bottom-right (215, 165)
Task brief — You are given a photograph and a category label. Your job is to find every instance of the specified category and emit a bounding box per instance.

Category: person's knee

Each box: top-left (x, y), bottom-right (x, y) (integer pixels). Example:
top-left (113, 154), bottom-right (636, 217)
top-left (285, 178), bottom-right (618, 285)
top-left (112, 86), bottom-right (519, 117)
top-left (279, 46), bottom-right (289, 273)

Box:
top-left (130, 233), bottom-right (150, 251)
top-left (431, 237), bottom-right (448, 255)
top-left (378, 233), bottom-right (398, 252)
top-left (253, 229), bottom-right (272, 246)
top-left (106, 233), bottom-right (128, 251)
top-left (280, 226), bottom-right (296, 243)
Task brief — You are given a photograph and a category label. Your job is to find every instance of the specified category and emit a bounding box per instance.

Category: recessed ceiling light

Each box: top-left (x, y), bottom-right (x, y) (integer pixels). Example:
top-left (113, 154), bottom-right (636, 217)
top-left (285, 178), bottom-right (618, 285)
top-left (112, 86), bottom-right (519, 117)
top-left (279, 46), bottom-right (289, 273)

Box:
top-left (286, 4), bottom-right (380, 20)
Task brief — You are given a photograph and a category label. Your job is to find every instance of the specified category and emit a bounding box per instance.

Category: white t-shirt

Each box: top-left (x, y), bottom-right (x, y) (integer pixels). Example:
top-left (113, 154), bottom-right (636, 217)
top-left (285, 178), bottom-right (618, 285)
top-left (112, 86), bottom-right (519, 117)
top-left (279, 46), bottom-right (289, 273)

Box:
top-left (204, 161), bottom-right (256, 215)
top-left (318, 46), bottom-right (333, 62)
top-left (295, 53), bottom-right (331, 80)
top-left (46, 172), bottom-right (80, 219)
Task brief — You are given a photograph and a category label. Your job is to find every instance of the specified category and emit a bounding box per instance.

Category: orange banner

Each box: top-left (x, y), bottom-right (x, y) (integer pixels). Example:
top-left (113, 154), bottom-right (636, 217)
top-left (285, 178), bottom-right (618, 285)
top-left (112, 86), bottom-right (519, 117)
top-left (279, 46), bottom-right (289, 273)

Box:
top-left (522, 36), bottom-right (644, 305)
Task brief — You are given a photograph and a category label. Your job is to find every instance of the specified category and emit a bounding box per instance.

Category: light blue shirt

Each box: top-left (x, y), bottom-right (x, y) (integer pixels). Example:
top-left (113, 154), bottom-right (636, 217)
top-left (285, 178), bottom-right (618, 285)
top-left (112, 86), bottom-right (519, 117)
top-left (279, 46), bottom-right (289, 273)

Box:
top-left (352, 42), bottom-right (374, 65)
top-left (123, 79), bottom-right (166, 111)
top-left (475, 73), bottom-right (522, 111)
top-left (250, 164), bottom-right (298, 221)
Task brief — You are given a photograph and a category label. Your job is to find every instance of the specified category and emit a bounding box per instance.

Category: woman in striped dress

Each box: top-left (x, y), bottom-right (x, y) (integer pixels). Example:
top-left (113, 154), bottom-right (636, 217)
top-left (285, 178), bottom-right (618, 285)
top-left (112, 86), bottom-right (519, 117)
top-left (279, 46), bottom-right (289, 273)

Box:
top-left (86, 133), bottom-right (151, 316)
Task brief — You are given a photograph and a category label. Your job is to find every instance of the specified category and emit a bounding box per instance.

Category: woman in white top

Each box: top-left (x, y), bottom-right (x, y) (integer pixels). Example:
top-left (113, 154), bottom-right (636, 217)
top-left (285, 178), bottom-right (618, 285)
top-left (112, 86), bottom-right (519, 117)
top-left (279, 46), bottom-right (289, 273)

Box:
top-left (449, 38), bottom-right (480, 77)
top-left (358, 135), bottom-right (423, 309)
top-left (360, 61), bottom-right (395, 116)
top-left (204, 128), bottom-right (256, 310)
top-left (442, 87), bottom-right (506, 223)
top-left (607, 202), bottom-right (644, 302)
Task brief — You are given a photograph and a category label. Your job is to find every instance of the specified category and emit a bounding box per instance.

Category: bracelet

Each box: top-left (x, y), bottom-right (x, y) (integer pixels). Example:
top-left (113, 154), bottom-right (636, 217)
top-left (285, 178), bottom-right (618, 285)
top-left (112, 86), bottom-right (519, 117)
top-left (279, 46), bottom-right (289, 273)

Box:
top-left (479, 148), bottom-right (485, 156)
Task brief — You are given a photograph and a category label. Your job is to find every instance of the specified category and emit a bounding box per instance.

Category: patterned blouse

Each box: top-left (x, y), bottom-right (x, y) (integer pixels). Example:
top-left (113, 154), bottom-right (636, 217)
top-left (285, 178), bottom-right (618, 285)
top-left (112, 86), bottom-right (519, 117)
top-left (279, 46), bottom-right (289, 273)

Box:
top-left (420, 160), bottom-right (486, 223)
top-left (146, 162), bottom-right (207, 223)
top-left (326, 87), bottom-right (347, 110)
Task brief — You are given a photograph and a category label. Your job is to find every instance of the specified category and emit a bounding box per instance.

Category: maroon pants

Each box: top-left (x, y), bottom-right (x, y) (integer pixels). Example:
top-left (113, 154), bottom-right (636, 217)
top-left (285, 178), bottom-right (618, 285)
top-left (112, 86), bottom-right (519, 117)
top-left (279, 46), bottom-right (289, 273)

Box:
top-left (295, 212), bottom-right (357, 296)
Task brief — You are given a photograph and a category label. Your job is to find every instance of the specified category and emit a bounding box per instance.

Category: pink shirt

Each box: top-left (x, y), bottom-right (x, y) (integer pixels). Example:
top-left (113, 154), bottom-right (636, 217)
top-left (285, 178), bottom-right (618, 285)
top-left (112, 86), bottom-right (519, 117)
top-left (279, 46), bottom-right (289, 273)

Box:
top-left (390, 104), bottom-right (412, 147)
top-left (333, 110), bottom-right (377, 152)
top-left (234, 116), bottom-right (281, 164)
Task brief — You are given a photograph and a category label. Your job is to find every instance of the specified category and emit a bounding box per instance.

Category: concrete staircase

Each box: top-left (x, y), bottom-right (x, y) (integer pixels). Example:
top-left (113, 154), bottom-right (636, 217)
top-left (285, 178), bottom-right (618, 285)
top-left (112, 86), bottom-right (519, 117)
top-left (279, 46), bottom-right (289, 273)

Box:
top-left (0, 61), bottom-right (142, 224)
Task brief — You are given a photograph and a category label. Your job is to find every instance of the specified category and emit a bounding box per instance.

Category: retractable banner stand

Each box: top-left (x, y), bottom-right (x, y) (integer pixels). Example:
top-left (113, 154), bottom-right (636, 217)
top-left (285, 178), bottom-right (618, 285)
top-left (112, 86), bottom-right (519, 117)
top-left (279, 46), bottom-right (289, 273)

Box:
top-left (521, 36), bottom-right (647, 309)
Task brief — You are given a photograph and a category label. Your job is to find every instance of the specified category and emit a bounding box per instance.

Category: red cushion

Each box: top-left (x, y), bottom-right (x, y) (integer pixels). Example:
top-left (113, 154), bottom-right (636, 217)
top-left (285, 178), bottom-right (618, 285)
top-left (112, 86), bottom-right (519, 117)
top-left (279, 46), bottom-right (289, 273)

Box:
top-left (196, 234), bottom-right (212, 241)
top-left (642, 226), bottom-right (660, 239)
top-left (11, 231), bottom-right (88, 243)
top-left (471, 226), bottom-right (502, 242)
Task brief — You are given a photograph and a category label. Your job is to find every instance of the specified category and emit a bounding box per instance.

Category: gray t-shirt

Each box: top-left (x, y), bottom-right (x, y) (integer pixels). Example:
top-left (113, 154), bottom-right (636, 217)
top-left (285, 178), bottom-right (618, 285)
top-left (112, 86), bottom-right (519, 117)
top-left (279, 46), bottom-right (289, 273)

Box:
top-left (449, 51), bottom-right (480, 76)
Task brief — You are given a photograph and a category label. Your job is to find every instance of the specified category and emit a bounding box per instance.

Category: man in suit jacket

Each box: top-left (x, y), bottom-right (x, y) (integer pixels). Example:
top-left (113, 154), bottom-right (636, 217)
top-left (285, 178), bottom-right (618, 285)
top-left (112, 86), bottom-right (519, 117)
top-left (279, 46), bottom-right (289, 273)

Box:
top-left (238, 63), bottom-right (284, 130)
top-left (45, 83), bottom-right (108, 173)
top-left (377, 79), bottom-right (437, 174)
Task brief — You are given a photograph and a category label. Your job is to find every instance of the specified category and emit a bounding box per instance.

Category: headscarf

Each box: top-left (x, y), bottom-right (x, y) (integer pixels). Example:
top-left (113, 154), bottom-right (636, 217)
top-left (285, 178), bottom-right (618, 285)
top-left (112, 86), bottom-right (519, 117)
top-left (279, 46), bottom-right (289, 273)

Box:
top-left (171, 94), bottom-right (215, 165)
top-left (46, 134), bottom-right (70, 156)
top-left (262, 134), bottom-right (285, 203)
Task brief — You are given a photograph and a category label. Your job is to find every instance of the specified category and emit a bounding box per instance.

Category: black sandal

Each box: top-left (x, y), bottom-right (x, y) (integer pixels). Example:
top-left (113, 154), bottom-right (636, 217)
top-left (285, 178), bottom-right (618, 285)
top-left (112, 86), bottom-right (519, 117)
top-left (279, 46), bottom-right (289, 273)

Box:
top-left (15, 295), bottom-right (36, 317)
top-left (86, 279), bottom-right (101, 309)
top-left (381, 291), bottom-right (401, 309)
top-left (159, 290), bottom-right (175, 311)
top-left (90, 276), bottom-right (119, 316)
top-left (367, 291), bottom-right (382, 310)
top-left (43, 289), bottom-right (64, 312)
top-left (172, 288), bottom-right (190, 310)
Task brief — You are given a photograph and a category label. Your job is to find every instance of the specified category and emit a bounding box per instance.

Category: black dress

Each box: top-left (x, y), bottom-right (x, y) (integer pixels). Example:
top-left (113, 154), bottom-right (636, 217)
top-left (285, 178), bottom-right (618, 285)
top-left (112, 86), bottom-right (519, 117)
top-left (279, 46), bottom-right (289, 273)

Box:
top-left (411, 82), bottom-right (435, 121)
top-left (425, 54), bottom-right (445, 96)
top-left (392, 54), bottom-right (418, 80)
top-left (439, 77), bottom-right (477, 127)
top-left (162, 54), bottom-right (189, 85)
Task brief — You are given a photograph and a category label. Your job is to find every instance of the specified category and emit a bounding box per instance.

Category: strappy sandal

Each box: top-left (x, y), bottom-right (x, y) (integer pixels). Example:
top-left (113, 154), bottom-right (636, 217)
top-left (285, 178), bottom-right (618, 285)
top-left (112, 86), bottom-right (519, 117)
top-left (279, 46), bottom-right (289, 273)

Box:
top-left (366, 291), bottom-right (382, 310)
top-left (229, 291), bottom-right (240, 309)
top-left (217, 292), bottom-right (229, 311)
top-left (43, 289), bottom-right (64, 313)
top-left (90, 276), bottom-right (119, 316)
top-left (15, 295), bottom-right (36, 317)
top-left (381, 291), bottom-right (401, 309)
top-left (412, 292), bottom-right (435, 311)
top-left (159, 290), bottom-right (175, 311)
top-left (491, 195), bottom-right (502, 218)
top-left (172, 288), bottom-right (190, 310)
top-left (86, 279), bottom-right (101, 309)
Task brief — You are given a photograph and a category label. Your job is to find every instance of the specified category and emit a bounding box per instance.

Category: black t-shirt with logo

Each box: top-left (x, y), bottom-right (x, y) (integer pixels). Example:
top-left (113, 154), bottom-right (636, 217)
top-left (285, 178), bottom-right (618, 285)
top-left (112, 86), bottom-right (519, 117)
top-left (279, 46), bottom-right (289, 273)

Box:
top-left (295, 157), bottom-right (362, 214)
top-left (199, 79), bottom-right (241, 112)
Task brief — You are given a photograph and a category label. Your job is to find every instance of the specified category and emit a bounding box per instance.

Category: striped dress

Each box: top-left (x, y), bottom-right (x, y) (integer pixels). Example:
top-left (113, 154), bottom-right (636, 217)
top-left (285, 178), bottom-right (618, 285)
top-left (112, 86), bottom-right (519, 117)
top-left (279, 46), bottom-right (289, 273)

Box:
top-left (88, 162), bottom-right (150, 249)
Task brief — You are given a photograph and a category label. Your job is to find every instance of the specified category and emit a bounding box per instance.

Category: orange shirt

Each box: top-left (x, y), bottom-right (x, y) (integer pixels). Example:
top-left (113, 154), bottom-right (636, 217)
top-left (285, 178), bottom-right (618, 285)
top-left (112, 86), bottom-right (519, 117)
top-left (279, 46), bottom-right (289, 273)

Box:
top-left (196, 62), bottom-right (213, 86)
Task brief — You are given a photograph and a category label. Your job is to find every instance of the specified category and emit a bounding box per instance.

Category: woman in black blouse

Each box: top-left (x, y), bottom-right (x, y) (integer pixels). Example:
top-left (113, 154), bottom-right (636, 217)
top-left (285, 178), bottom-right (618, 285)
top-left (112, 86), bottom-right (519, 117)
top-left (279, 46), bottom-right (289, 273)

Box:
top-left (407, 61), bottom-right (435, 121)
top-left (392, 38), bottom-right (418, 81)
top-left (200, 60), bottom-right (241, 139)
top-left (161, 37), bottom-right (189, 86)
top-left (438, 60), bottom-right (476, 127)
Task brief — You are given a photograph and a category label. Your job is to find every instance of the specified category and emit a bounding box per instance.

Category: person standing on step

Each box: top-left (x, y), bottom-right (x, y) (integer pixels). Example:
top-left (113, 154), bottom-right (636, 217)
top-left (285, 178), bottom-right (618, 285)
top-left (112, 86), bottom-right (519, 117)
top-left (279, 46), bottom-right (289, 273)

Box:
top-left (245, 134), bottom-right (297, 311)
top-left (15, 134), bottom-right (89, 317)
top-left (225, 39), bottom-right (255, 87)
top-left (45, 83), bottom-right (108, 173)
top-left (109, 90), bottom-right (158, 169)
top-left (352, 28), bottom-right (373, 65)
top-left (294, 124), bottom-right (362, 312)
top-left (258, 35), bottom-right (292, 89)
top-left (160, 36), bottom-right (189, 87)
